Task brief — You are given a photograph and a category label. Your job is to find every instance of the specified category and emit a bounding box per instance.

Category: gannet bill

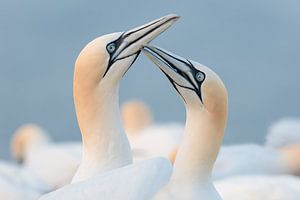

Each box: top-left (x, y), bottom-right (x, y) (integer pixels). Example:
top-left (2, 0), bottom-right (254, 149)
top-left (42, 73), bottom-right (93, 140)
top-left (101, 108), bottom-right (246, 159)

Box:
top-left (39, 14), bottom-right (179, 200)
top-left (143, 45), bottom-right (227, 200)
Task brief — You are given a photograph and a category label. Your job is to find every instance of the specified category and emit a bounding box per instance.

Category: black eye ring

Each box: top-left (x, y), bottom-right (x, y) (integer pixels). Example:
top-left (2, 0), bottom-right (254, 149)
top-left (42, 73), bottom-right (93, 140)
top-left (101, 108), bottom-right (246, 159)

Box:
top-left (195, 71), bottom-right (205, 82)
top-left (106, 43), bottom-right (116, 53)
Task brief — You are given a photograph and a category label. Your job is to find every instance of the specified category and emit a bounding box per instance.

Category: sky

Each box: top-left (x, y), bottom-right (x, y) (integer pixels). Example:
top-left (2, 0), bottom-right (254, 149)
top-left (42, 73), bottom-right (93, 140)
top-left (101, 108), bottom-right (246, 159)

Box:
top-left (0, 0), bottom-right (299, 159)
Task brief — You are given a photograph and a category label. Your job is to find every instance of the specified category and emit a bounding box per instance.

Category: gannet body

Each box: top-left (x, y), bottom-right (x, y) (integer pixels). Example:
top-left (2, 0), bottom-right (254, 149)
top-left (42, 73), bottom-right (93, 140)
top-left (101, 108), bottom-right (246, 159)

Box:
top-left (0, 161), bottom-right (49, 200)
top-left (39, 14), bottom-right (179, 200)
top-left (39, 158), bottom-right (172, 200)
top-left (11, 124), bottom-right (81, 189)
top-left (213, 144), bottom-right (288, 180)
top-left (266, 117), bottom-right (300, 148)
top-left (143, 45), bottom-right (227, 200)
top-left (215, 175), bottom-right (300, 200)
top-left (0, 177), bottom-right (40, 200)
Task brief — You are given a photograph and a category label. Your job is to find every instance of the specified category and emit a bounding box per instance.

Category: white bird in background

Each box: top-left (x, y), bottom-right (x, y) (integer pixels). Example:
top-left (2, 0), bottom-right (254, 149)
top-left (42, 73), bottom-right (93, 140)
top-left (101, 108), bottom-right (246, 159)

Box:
top-left (213, 144), bottom-right (291, 180)
top-left (215, 175), bottom-right (300, 200)
top-left (121, 100), bottom-right (183, 162)
top-left (11, 124), bottom-right (81, 189)
top-left (121, 100), bottom-right (153, 134)
top-left (266, 117), bottom-right (300, 148)
top-left (39, 14), bottom-right (179, 200)
top-left (143, 45), bottom-right (228, 200)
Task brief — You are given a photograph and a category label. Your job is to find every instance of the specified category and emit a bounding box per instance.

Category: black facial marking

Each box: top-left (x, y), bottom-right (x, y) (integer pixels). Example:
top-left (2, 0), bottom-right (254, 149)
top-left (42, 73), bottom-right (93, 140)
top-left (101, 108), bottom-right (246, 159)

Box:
top-left (160, 69), bottom-right (187, 103)
top-left (152, 49), bottom-right (206, 103)
top-left (186, 59), bottom-right (206, 103)
top-left (121, 51), bottom-right (141, 78)
top-left (103, 33), bottom-right (126, 77)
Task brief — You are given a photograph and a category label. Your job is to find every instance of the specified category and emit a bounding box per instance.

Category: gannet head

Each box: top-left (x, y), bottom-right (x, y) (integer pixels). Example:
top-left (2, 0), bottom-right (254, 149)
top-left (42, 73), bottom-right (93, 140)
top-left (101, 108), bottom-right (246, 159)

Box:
top-left (143, 45), bottom-right (227, 114)
top-left (121, 100), bottom-right (153, 135)
top-left (11, 124), bottom-right (50, 163)
top-left (74, 14), bottom-right (180, 88)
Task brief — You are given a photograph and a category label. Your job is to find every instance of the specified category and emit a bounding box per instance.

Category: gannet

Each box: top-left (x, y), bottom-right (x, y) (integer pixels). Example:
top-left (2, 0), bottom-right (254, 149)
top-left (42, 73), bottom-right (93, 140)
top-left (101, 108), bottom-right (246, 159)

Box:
top-left (143, 46), bottom-right (300, 200)
top-left (11, 124), bottom-right (81, 189)
top-left (143, 45), bottom-right (227, 200)
top-left (121, 100), bottom-right (153, 135)
top-left (266, 117), bottom-right (300, 148)
top-left (39, 14), bottom-right (179, 200)
top-left (215, 175), bottom-right (300, 200)
top-left (121, 100), bottom-right (183, 162)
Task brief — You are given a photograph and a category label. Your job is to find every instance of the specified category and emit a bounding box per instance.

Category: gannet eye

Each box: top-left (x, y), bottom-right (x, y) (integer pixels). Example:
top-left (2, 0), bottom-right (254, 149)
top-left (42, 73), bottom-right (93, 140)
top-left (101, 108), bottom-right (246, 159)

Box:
top-left (107, 43), bottom-right (116, 53)
top-left (195, 72), bottom-right (205, 82)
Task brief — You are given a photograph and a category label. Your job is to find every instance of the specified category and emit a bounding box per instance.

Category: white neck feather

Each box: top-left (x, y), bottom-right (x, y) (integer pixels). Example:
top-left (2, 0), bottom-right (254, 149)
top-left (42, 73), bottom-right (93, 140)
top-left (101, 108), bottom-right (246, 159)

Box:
top-left (72, 77), bottom-right (132, 183)
top-left (168, 102), bottom-right (227, 199)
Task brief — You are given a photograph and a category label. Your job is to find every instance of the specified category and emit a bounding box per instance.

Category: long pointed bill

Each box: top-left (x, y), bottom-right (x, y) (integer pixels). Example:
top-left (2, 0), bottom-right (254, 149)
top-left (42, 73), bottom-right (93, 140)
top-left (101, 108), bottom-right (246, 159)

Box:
top-left (110, 14), bottom-right (180, 63)
top-left (143, 45), bottom-right (206, 102)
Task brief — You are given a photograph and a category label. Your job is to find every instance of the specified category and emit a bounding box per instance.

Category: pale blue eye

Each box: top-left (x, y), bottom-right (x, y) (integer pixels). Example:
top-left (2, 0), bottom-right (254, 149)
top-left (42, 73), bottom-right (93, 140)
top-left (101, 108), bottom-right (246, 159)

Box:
top-left (196, 72), bottom-right (204, 82)
top-left (107, 43), bottom-right (116, 53)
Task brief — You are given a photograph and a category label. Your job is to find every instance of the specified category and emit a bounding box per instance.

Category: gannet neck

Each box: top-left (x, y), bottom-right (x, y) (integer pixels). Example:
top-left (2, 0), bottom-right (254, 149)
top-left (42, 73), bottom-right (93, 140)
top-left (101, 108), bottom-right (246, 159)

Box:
top-left (72, 71), bottom-right (132, 183)
top-left (172, 104), bottom-right (227, 183)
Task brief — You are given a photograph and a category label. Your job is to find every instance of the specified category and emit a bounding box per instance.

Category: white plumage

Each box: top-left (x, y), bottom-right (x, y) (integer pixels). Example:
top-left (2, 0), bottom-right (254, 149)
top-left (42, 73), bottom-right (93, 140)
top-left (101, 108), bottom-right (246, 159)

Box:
top-left (39, 158), bottom-right (172, 200)
top-left (266, 117), bottom-right (300, 148)
top-left (215, 175), bottom-right (300, 200)
top-left (129, 123), bottom-right (183, 162)
top-left (0, 161), bottom-right (49, 200)
top-left (213, 144), bottom-right (288, 180)
top-left (11, 124), bottom-right (81, 189)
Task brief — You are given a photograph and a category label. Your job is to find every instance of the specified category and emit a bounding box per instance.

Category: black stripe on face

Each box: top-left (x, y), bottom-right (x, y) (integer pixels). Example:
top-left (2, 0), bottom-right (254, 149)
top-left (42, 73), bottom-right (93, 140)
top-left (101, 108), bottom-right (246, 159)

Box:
top-left (150, 49), bottom-right (206, 103)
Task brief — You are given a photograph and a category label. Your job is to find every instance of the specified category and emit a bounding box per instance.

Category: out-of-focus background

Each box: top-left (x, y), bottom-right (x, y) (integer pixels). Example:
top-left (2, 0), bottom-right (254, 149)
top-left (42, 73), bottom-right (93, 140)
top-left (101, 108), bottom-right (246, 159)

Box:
top-left (0, 0), bottom-right (299, 159)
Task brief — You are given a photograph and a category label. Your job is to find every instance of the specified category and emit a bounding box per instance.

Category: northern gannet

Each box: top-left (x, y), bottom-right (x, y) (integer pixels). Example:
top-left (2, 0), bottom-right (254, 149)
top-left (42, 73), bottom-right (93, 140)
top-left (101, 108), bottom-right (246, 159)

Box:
top-left (121, 100), bottom-right (183, 162)
top-left (143, 46), bottom-right (300, 200)
top-left (215, 175), bottom-right (300, 200)
top-left (39, 14), bottom-right (179, 200)
top-left (11, 124), bottom-right (81, 189)
top-left (143, 45), bottom-right (227, 200)
top-left (121, 100), bottom-right (153, 135)
top-left (72, 14), bottom-right (179, 183)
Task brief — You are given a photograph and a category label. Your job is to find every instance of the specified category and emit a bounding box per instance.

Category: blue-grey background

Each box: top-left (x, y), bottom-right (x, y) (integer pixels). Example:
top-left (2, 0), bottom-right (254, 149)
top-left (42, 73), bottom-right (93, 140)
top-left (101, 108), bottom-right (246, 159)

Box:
top-left (0, 0), bottom-right (299, 159)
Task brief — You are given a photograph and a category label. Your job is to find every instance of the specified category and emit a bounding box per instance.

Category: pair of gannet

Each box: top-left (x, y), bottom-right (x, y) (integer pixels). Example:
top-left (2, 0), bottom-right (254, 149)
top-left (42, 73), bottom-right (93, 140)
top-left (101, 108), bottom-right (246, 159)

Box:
top-left (37, 12), bottom-right (228, 199)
